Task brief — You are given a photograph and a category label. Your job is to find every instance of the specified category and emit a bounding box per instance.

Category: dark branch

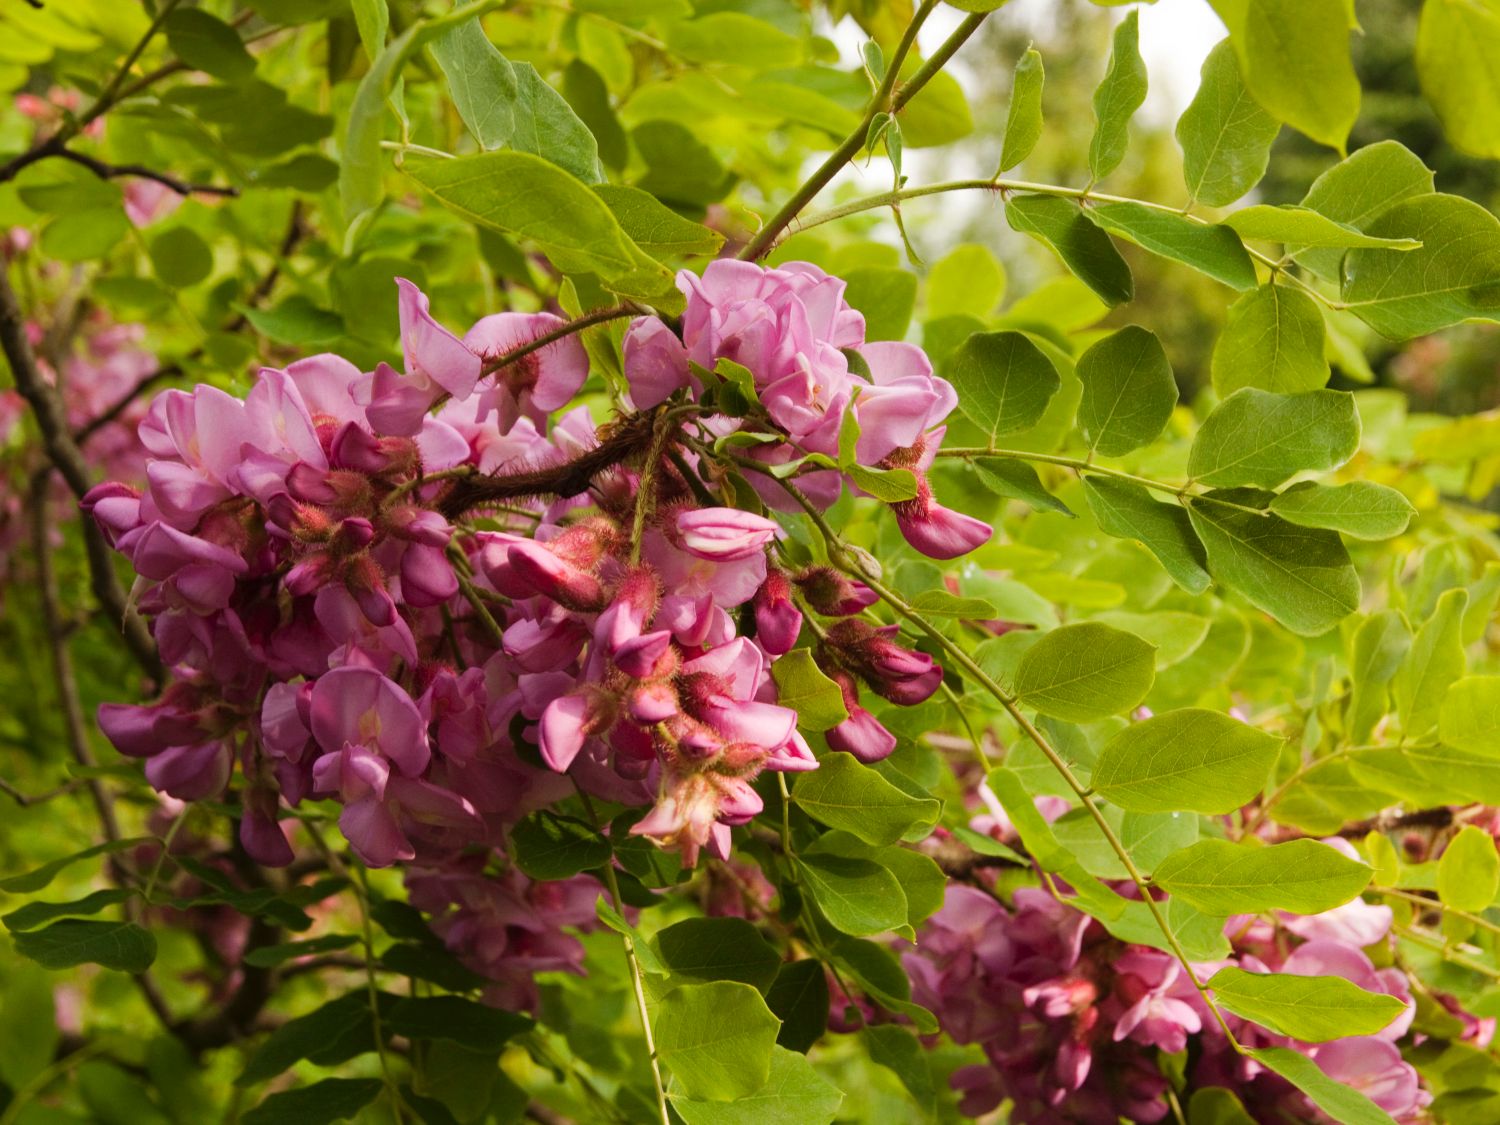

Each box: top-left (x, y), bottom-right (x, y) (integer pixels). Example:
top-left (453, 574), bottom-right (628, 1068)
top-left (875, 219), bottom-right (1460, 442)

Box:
top-left (54, 147), bottom-right (238, 198)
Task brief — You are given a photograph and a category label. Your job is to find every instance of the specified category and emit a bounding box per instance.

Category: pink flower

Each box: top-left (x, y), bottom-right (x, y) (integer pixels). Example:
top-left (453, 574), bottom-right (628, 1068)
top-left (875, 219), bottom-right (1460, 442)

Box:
top-left (673, 506), bottom-right (780, 560)
top-left (621, 317), bottom-right (694, 408)
top-left (891, 475), bottom-right (992, 559)
top-left (1312, 1038), bottom-right (1430, 1118)
top-left (463, 311), bottom-right (588, 432)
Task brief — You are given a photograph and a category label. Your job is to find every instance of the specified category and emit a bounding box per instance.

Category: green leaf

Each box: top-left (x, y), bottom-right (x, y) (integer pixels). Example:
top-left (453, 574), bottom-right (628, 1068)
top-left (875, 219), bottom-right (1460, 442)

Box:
top-left (772, 649), bottom-right (848, 732)
top-left (1093, 611), bottom-right (1210, 666)
top-left (242, 934), bottom-right (360, 968)
top-left (506, 62), bottom-right (605, 184)
top-left (1441, 677), bottom-right (1500, 757)
top-left (1243, 1047), bottom-right (1396, 1125)
top-left (1082, 476), bottom-right (1211, 595)
top-left (846, 463), bottom-right (919, 502)
top-left (1341, 193), bottom-right (1500, 340)
top-left (860, 1025), bottom-right (933, 1111)
top-left (907, 589), bottom-right (999, 619)
top-left (796, 852), bottom-right (908, 938)
top-left (1152, 838), bottom-right (1372, 915)
top-left (1093, 708), bottom-right (1281, 814)
top-left (0, 965), bottom-right (57, 1092)
top-left (240, 297), bottom-right (344, 347)
top-left (1211, 284), bottom-right (1329, 395)
top-left (11, 919), bottom-right (156, 973)
top-left (792, 753), bottom-right (939, 847)
top-left (1417, 0), bottom-right (1500, 159)
top-left (1347, 609), bottom-right (1412, 743)
top-left (1189, 389), bottom-right (1360, 489)
top-left (668, 1046), bottom-right (842, 1125)
top-left (165, 10), bottom-right (255, 81)
top-left (1295, 140), bottom-right (1434, 280)
top-left (341, 22), bottom-right (421, 228)
top-left (655, 981), bottom-right (781, 1101)
top-left (594, 184), bottom-right (723, 258)
top-left (1176, 39), bottom-right (1279, 207)
top-left (1214, 0), bottom-right (1359, 150)
top-left (1269, 481), bottom-right (1415, 539)
top-left (1012, 621), bottom-right (1156, 722)
top-left (1225, 204), bottom-right (1420, 250)
top-left (40, 209), bottom-right (129, 262)
top-left (1395, 587), bottom-right (1468, 736)
top-left (1087, 10), bottom-right (1147, 181)
top-left (241, 1079), bottom-right (383, 1125)
top-left (942, 329), bottom-right (1060, 441)
top-left (384, 996), bottom-right (532, 1051)
top-left (654, 918), bottom-right (781, 993)
top-left (1000, 47), bottom-right (1045, 173)
top-left (1437, 824), bottom-right (1500, 912)
top-left (509, 810), bottom-right (611, 880)
top-left (765, 961), bottom-right (829, 1054)
top-left (809, 833), bottom-right (944, 932)
top-left (252, 153), bottom-right (339, 191)
top-left (1187, 492), bottom-right (1360, 636)
top-left (404, 152), bottom-right (670, 300)
top-left (428, 16), bottom-right (518, 150)
top-left (2, 888), bottom-right (133, 932)
top-left (664, 13), bottom-right (801, 68)
top-left (844, 267), bottom-right (917, 342)
top-left (0, 840), bottom-right (150, 894)
top-left (1207, 967), bottom-right (1405, 1042)
top-left (1087, 202), bottom-right (1257, 290)
top-left (927, 244), bottom-right (1006, 319)
top-left (973, 457), bottom-right (1074, 516)
top-left (1075, 325), bottom-right (1178, 456)
top-left (148, 226), bottom-right (213, 288)
top-left (1005, 194), bottom-right (1133, 306)
top-left (238, 992), bottom-right (375, 1085)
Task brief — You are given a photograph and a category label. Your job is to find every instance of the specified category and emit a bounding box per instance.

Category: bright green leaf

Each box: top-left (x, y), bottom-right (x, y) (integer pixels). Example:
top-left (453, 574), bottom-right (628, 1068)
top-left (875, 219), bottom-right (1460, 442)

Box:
top-left (1208, 967), bottom-right (1405, 1041)
top-left (1075, 325), bottom-right (1178, 456)
top-left (942, 329), bottom-right (1060, 441)
top-left (1440, 677), bottom-right (1500, 757)
top-left (927, 244), bottom-right (1006, 319)
top-left (1244, 1047), bottom-right (1396, 1125)
top-left (1087, 202), bottom-right (1257, 290)
top-left (1000, 47), bottom-right (1045, 173)
top-left (772, 649), bottom-right (848, 732)
top-left (797, 852), bottom-right (908, 938)
top-left (792, 753), bottom-right (939, 847)
top-left (1013, 621), bottom-right (1156, 721)
top-left (1093, 708), bottom-right (1282, 814)
top-left (1088, 10), bottom-right (1147, 181)
top-left (1395, 587), bottom-right (1468, 736)
top-left (1152, 838), bottom-right (1372, 915)
top-left (973, 457), bottom-right (1075, 516)
top-left (655, 981), bottom-right (781, 1100)
top-left (1188, 388), bottom-right (1360, 489)
top-left (1417, 0), bottom-right (1500, 159)
top-left (668, 1046), bottom-right (842, 1125)
top-left (1176, 39), bottom-right (1279, 207)
top-left (1437, 824), bottom-right (1500, 912)
top-left (1269, 481), bottom-right (1415, 539)
top-left (1211, 284), bottom-right (1329, 395)
top-left (429, 16), bottom-right (518, 150)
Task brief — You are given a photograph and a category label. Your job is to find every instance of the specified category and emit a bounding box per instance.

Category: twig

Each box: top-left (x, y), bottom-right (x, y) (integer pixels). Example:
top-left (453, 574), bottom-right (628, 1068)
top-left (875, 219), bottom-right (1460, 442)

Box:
top-left (476, 303), bottom-right (637, 379)
top-left (0, 775), bottom-right (86, 806)
top-left (53, 147), bottom-right (237, 198)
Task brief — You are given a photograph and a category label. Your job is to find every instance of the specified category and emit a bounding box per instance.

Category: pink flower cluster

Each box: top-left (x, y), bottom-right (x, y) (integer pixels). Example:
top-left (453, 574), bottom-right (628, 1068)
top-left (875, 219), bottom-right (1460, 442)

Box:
top-left (84, 264), bottom-right (986, 996)
top-left (905, 852), bottom-right (1444, 1123)
top-left (623, 260), bottom-right (992, 558)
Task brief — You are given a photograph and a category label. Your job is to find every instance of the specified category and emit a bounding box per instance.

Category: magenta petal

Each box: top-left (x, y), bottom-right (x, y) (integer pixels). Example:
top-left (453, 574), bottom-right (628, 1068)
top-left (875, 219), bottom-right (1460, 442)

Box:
top-left (340, 797), bottom-right (414, 867)
top-left (539, 693), bottom-right (592, 772)
top-left (396, 278), bottom-right (481, 400)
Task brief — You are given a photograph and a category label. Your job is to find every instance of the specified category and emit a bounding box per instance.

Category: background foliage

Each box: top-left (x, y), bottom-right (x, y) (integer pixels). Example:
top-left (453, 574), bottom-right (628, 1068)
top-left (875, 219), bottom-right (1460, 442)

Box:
top-left (3, 0), bottom-right (1500, 1122)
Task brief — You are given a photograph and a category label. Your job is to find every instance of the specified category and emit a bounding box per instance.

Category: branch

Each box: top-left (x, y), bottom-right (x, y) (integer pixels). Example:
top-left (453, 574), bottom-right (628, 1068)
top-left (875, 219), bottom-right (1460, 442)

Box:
top-left (737, 4), bottom-right (986, 261)
top-left (3, 267), bottom-right (160, 674)
top-left (477, 302), bottom-right (637, 378)
top-left (54, 147), bottom-right (237, 199)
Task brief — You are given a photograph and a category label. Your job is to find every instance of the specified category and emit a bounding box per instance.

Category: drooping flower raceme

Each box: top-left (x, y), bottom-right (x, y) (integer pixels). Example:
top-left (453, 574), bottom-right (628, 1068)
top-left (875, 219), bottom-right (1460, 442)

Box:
top-left (84, 267), bottom-right (982, 1002)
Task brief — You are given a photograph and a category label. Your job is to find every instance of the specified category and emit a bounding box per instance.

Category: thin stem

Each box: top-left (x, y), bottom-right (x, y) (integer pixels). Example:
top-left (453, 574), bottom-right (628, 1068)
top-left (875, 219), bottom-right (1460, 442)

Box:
top-left (0, 1041), bottom-right (110, 1125)
top-left (629, 413), bottom-right (678, 565)
top-left (783, 177), bottom-right (1344, 310)
top-left (1376, 886), bottom-right (1500, 942)
top-left (478, 304), bottom-right (637, 379)
top-left (348, 862), bottom-right (405, 1124)
top-left (1396, 925), bottom-right (1500, 980)
top-left (938, 446), bottom-right (1185, 498)
top-left (448, 545), bottom-right (506, 647)
top-left (738, 1), bottom-right (966, 261)
top-left (602, 857), bottom-right (670, 1124)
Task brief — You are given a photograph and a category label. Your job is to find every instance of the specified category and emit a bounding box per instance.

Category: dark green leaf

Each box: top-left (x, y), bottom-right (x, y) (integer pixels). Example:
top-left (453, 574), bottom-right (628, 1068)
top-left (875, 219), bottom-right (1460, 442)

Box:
top-left (654, 918), bottom-right (781, 993)
top-left (1006, 194), bottom-right (1133, 306)
top-left (1187, 491), bottom-right (1360, 636)
top-left (237, 993), bottom-right (375, 1085)
top-left (796, 852), bottom-right (908, 938)
top-left (165, 10), bottom-right (255, 81)
top-left (1087, 202), bottom-right (1256, 290)
top-left (3, 888), bottom-right (133, 932)
top-left (766, 961), bottom-right (829, 1053)
top-left (860, 1025), bottom-right (933, 1111)
top-left (384, 996), bottom-right (532, 1051)
top-left (942, 329), bottom-right (1060, 441)
top-left (1295, 140), bottom-right (1434, 279)
top-left (1075, 325), bottom-right (1178, 456)
top-left (243, 934), bottom-right (360, 968)
top-left (241, 1079), bottom-right (383, 1125)
top-left (148, 227), bottom-right (213, 288)
top-left (772, 650), bottom-right (848, 732)
top-left (11, 920), bottom-right (156, 973)
top-left (1083, 476), bottom-right (1211, 594)
top-left (974, 457), bottom-right (1074, 516)
top-left (509, 810), bottom-right (611, 880)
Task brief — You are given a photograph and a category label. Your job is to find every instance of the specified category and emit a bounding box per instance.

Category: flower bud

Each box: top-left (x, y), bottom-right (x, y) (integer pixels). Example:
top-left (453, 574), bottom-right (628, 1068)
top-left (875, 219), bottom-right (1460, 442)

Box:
top-left (752, 569), bottom-right (802, 656)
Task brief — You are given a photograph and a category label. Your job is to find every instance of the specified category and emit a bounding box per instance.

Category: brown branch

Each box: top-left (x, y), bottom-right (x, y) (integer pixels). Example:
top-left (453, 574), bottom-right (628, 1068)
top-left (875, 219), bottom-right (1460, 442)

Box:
top-left (3, 265), bottom-right (160, 674)
top-left (476, 302), bottom-right (637, 379)
top-left (75, 363), bottom-right (182, 444)
top-left (54, 147), bottom-right (237, 198)
top-left (439, 408), bottom-right (663, 517)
